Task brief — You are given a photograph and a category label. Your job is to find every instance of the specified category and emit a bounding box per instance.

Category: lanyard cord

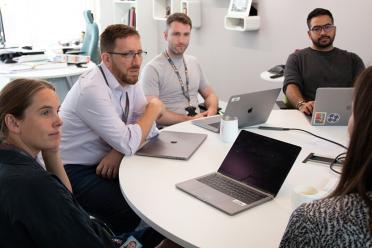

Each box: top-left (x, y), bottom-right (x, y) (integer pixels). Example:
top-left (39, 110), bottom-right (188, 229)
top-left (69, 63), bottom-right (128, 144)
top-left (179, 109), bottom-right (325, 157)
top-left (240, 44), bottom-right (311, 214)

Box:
top-left (98, 65), bottom-right (129, 124)
top-left (164, 50), bottom-right (191, 106)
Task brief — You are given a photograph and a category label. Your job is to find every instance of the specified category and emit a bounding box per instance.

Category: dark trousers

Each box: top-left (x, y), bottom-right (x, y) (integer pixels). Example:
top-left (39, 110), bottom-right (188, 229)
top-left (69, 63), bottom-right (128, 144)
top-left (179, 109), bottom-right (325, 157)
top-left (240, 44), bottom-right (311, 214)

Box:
top-left (65, 164), bottom-right (140, 235)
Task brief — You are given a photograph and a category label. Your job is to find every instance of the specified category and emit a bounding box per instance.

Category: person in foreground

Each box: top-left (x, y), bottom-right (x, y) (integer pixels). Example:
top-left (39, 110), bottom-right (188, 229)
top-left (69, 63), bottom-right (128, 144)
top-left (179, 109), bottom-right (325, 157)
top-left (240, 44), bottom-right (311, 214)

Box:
top-left (0, 78), bottom-right (179, 248)
top-left (283, 8), bottom-right (365, 115)
top-left (0, 78), bottom-right (115, 247)
top-left (280, 67), bottom-right (372, 247)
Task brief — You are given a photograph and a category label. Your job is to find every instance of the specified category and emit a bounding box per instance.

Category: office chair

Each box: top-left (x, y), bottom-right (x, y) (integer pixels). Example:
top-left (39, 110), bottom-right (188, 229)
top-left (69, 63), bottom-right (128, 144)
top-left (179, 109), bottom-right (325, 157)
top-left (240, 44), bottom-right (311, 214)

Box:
top-left (67, 10), bottom-right (100, 64)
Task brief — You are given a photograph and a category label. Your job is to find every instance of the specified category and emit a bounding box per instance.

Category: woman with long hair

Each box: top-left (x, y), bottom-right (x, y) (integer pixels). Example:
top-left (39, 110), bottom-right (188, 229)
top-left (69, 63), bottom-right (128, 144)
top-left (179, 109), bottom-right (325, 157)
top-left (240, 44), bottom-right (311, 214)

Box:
top-left (0, 78), bottom-right (114, 247)
top-left (280, 67), bottom-right (372, 247)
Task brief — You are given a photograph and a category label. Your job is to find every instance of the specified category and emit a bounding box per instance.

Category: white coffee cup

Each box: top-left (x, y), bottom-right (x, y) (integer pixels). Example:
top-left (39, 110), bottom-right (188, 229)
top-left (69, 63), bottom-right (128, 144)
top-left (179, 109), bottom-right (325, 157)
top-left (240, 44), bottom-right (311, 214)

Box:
top-left (220, 115), bottom-right (239, 143)
top-left (291, 184), bottom-right (327, 209)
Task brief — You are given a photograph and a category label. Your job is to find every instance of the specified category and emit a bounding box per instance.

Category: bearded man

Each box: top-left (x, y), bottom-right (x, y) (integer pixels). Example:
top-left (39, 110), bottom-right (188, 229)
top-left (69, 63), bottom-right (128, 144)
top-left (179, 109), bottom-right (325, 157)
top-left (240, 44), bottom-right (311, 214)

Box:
top-left (283, 8), bottom-right (365, 115)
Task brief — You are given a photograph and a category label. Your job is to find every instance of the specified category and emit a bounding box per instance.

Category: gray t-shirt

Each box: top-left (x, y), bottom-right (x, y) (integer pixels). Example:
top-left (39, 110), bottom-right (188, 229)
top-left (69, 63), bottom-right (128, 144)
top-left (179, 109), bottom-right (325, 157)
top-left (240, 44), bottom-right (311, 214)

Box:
top-left (140, 52), bottom-right (209, 115)
top-left (283, 47), bottom-right (365, 100)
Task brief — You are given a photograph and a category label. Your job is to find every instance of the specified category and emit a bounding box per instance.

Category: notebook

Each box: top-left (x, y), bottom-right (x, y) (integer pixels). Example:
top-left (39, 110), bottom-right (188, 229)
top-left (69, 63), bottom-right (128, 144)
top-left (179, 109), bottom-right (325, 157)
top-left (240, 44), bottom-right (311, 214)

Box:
top-left (311, 87), bottom-right (353, 126)
top-left (136, 131), bottom-right (207, 160)
top-left (192, 88), bottom-right (281, 133)
top-left (176, 130), bottom-right (301, 215)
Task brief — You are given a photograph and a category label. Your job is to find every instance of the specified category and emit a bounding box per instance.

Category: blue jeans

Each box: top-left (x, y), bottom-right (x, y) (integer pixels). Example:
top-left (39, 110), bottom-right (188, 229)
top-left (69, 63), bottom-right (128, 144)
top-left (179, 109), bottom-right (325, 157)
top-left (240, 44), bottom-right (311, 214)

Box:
top-left (65, 164), bottom-right (141, 235)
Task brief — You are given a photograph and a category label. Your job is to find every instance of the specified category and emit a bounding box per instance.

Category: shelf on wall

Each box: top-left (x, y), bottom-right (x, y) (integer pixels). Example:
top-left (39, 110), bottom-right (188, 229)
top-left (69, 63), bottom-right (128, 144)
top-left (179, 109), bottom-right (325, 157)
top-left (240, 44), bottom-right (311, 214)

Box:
top-left (114, 0), bottom-right (137, 28)
top-left (114, 0), bottom-right (136, 4)
top-left (153, 0), bottom-right (181, 20)
top-left (224, 0), bottom-right (260, 31)
top-left (181, 0), bottom-right (201, 28)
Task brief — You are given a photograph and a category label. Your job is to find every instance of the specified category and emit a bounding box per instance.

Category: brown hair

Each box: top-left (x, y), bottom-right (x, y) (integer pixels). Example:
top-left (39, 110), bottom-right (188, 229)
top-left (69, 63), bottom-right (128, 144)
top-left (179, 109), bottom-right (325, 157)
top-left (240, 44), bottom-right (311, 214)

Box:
top-left (330, 66), bottom-right (372, 233)
top-left (166, 12), bottom-right (192, 30)
top-left (100, 24), bottom-right (140, 53)
top-left (0, 78), bottom-right (55, 139)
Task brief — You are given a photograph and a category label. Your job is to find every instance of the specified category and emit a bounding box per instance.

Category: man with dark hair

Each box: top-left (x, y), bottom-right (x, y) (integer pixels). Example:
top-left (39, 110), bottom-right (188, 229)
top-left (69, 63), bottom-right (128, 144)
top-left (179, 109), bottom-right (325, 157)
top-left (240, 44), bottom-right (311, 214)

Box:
top-left (283, 8), bottom-right (365, 115)
top-left (140, 13), bottom-right (218, 126)
top-left (60, 24), bottom-right (164, 234)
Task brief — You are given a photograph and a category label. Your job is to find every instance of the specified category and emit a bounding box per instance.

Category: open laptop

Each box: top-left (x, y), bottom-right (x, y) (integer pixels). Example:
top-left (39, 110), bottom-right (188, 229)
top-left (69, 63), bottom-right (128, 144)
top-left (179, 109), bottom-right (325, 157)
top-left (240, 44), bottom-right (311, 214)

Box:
top-left (311, 87), bottom-right (353, 126)
top-left (176, 130), bottom-right (301, 215)
top-left (136, 131), bottom-right (207, 160)
top-left (192, 88), bottom-right (281, 133)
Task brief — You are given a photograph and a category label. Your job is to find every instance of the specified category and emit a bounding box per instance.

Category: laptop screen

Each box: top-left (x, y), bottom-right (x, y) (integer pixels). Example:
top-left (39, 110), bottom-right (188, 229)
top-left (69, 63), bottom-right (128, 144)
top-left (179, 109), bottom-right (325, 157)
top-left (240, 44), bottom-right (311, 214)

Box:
top-left (217, 130), bottom-right (301, 195)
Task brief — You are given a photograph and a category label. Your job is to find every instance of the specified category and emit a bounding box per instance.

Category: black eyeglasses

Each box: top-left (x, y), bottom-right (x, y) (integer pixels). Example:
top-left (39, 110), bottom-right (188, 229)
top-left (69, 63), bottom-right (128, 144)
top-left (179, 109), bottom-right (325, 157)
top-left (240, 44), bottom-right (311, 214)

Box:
top-left (107, 50), bottom-right (148, 60)
top-left (310, 24), bottom-right (335, 34)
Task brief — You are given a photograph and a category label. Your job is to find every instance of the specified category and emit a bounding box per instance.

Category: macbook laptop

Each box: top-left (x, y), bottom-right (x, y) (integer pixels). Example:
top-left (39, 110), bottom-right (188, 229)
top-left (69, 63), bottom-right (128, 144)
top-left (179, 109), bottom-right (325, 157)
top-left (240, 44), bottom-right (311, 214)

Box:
top-left (136, 131), bottom-right (207, 160)
top-left (176, 130), bottom-right (301, 215)
top-left (311, 87), bottom-right (353, 126)
top-left (192, 88), bottom-right (281, 133)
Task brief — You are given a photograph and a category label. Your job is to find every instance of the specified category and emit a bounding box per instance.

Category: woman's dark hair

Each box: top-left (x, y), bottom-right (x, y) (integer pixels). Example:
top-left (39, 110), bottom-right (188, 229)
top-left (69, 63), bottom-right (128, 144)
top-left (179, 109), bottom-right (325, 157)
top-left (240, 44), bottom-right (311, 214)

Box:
top-left (330, 66), bottom-right (372, 234)
top-left (100, 24), bottom-right (140, 54)
top-left (0, 78), bottom-right (54, 139)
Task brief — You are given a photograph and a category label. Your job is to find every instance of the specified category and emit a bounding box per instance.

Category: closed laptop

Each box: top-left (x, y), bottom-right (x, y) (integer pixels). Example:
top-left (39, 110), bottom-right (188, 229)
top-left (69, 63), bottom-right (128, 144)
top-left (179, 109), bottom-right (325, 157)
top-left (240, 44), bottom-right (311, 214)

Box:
top-left (136, 131), bottom-right (207, 160)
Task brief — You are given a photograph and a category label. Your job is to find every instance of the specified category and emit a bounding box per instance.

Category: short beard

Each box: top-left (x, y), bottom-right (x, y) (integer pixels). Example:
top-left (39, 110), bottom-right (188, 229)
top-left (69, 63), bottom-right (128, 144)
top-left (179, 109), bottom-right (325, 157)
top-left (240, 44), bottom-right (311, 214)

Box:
top-left (111, 62), bottom-right (139, 85)
top-left (312, 35), bottom-right (334, 49)
top-left (124, 72), bottom-right (139, 85)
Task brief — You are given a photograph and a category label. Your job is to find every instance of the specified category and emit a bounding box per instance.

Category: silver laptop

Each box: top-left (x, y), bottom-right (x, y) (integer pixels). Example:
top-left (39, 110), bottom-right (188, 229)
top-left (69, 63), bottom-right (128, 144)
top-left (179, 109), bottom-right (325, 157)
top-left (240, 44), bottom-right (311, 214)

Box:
top-left (192, 88), bottom-right (281, 133)
top-left (311, 87), bottom-right (353, 126)
top-left (136, 131), bottom-right (207, 160)
top-left (176, 130), bottom-right (301, 215)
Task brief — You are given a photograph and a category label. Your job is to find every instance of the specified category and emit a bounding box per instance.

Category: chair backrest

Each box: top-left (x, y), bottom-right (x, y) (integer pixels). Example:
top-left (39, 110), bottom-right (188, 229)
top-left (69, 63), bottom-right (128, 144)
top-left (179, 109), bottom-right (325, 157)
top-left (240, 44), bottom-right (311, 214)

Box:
top-left (81, 10), bottom-right (100, 64)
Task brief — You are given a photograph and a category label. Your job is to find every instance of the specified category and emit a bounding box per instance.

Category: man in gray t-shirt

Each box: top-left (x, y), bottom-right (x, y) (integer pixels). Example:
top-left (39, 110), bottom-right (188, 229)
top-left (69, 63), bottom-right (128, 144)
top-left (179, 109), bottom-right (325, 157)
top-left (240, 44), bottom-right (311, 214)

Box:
top-left (141, 13), bottom-right (218, 126)
top-left (283, 8), bottom-right (365, 115)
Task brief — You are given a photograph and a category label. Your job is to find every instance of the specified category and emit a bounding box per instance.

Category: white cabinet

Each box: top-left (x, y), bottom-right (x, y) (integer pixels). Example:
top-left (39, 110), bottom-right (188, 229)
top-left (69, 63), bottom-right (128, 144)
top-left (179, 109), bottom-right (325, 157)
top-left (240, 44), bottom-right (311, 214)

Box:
top-left (180, 0), bottom-right (201, 28)
top-left (153, 0), bottom-right (181, 20)
top-left (113, 0), bottom-right (137, 27)
top-left (224, 0), bottom-right (260, 31)
top-left (152, 0), bottom-right (201, 28)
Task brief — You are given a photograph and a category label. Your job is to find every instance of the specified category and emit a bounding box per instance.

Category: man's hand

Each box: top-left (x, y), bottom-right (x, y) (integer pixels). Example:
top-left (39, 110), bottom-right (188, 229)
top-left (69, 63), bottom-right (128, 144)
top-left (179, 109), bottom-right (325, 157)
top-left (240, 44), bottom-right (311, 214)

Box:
top-left (147, 98), bottom-right (165, 119)
top-left (96, 149), bottom-right (124, 179)
top-left (206, 107), bottom-right (218, 116)
top-left (190, 111), bottom-right (208, 120)
top-left (299, 101), bottom-right (314, 116)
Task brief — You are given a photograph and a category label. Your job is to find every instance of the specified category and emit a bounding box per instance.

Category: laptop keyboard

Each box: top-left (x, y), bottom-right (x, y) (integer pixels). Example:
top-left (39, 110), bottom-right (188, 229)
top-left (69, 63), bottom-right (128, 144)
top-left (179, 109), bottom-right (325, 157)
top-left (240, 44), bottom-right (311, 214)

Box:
top-left (197, 173), bottom-right (267, 204)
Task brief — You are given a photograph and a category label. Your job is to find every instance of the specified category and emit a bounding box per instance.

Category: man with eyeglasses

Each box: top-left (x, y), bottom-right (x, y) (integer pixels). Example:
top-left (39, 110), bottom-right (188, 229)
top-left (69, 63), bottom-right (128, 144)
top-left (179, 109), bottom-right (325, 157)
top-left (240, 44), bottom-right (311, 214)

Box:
top-left (283, 8), bottom-right (365, 115)
top-left (59, 24), bottom-right (165, 236)
top-left (140, 13), bottom-right (218, 126)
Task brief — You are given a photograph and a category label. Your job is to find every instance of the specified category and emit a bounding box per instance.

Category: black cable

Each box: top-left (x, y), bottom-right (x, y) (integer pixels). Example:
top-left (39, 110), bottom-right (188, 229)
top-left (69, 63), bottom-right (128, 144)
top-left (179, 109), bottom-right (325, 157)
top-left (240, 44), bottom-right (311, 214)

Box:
top-left (258, 126), bottom-right (348, 150)
top-left (330, 152), bottom-right (347, 174)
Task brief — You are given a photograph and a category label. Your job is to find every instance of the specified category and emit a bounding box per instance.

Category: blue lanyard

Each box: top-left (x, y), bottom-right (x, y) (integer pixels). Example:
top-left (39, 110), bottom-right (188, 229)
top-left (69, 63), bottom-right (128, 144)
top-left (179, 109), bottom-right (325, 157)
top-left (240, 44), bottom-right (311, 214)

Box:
top-left (98, 65), bottom-right (129, 124)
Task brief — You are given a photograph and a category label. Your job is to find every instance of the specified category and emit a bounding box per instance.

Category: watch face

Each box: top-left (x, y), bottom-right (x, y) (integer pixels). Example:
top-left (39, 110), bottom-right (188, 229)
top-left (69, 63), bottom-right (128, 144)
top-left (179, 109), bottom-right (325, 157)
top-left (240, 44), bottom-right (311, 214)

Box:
top-left (185, 106), bottom-right (197, 116)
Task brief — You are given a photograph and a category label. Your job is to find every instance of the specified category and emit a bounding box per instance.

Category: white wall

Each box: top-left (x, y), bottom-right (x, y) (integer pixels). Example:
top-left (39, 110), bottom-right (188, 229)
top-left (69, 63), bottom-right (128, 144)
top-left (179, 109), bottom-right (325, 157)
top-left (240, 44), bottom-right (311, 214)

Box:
top-left (138, 0), bottom-right (372, 101)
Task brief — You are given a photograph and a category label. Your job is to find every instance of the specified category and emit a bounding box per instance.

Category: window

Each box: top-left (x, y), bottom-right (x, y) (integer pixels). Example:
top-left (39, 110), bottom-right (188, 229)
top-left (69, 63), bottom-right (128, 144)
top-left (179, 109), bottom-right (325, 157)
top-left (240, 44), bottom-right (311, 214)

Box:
top-left (0, 0), bottom-right (97, 48)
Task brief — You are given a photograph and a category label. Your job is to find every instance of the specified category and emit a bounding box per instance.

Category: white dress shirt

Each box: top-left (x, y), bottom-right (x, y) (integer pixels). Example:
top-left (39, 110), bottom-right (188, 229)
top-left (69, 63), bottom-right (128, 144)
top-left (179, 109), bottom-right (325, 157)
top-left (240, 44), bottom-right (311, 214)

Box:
top-left (60, 63), bottom-right (158, 165)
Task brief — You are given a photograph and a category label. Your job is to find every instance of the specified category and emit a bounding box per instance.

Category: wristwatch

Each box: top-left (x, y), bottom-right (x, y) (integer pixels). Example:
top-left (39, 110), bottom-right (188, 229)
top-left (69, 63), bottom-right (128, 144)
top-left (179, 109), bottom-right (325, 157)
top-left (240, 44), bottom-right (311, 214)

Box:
top-left (296, 100), bottom-right (306, 109)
